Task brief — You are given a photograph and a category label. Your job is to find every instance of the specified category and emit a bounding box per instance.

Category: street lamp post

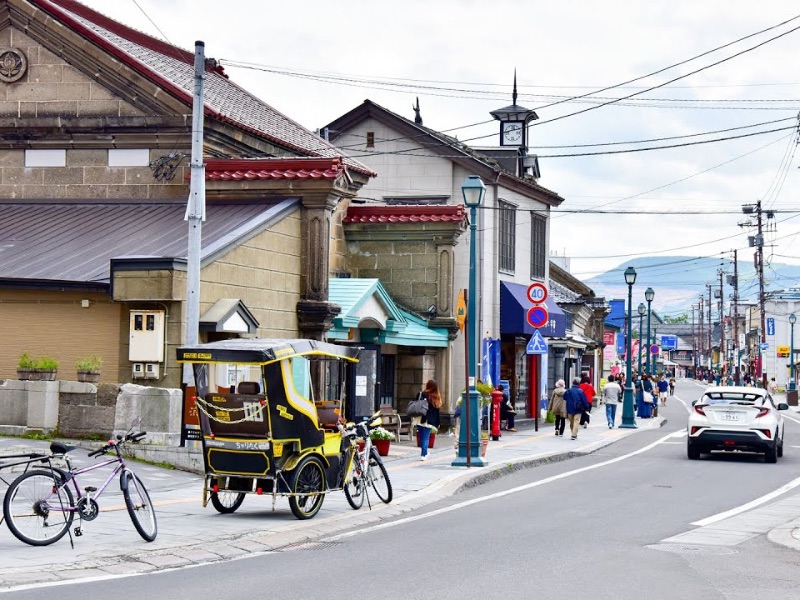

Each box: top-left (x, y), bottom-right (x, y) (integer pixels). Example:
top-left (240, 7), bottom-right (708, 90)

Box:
top-left (621, 267), bottom-right (638, 429)
top-left (652, 325), bottom-right (659, 377)
top-left (637, 303), bottom-right (646, 377)
top-left (453, 175), bottom-right (487, 467)
top-left (645, 287), bottom-right (654, 378)
top-left (790, 313), bottom-right (796, 391)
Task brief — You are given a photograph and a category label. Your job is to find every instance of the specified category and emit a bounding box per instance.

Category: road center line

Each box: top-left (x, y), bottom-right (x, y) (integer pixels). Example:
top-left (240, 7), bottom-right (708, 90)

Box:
top-left (691, 474), bottom-right (800, 526)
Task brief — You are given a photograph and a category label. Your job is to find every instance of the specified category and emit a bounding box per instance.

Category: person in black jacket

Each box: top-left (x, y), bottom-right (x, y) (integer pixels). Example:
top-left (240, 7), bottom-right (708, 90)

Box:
top-left (417, 379), bottom-right (441, 461)
top-left (498, 384), bottom-right (517, 432)
top-left (564, 378), bottom-right (591, 440)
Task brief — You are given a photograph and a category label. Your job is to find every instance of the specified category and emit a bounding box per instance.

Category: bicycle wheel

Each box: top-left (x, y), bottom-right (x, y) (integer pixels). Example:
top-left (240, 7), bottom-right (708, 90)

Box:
top-left (3, 469), bottom-right (74, 546)
top-left (288, 455), bottom-right (326, 520)
top-left (210, 490), bottom-right (246, 514)
top-left (121, 471), bottom-right (157, 542)
top-left (368, 449), bottom-right (393, 504)
top-left (343, 450), bottom-right (365, 510)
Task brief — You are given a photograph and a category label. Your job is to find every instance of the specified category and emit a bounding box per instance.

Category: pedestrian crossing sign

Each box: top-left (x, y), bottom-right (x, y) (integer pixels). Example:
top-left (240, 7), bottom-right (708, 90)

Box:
top-left (526, 330), bottom-right (548, 355)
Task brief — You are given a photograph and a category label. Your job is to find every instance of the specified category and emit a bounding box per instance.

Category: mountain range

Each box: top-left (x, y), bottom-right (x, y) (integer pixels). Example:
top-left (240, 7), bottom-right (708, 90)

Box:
top-left (584, 256), bottom-right (800, 319)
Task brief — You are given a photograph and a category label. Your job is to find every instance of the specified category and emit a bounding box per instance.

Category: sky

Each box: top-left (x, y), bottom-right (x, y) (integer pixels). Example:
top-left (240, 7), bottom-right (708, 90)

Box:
top-left (79, 0), bottom-right (800, 296)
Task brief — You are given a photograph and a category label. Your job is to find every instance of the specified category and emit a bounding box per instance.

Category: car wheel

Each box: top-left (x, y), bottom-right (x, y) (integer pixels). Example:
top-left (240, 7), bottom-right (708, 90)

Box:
top-left (687, 441), bottom-right (701, 460)
top-left (777, 435), bottom-right (784, 458)
top-left (765, 442), bottom-right (778, 464)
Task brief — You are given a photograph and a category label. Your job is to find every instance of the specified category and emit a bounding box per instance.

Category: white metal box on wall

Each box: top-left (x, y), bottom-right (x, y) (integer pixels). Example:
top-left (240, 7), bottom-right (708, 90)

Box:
top-left (129, 310), bottom-right (165, 362)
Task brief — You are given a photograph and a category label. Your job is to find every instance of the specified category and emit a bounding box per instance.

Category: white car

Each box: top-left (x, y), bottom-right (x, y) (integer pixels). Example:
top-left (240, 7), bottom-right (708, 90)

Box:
top-left (687, 386), bottom-right (788, 463)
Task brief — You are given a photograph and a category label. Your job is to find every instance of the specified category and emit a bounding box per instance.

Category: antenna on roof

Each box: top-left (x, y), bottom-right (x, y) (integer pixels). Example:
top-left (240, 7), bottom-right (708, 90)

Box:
top-left (413, 97), bottom-right (422, 125)
top-left (512, 69), bottom-right (518, 105)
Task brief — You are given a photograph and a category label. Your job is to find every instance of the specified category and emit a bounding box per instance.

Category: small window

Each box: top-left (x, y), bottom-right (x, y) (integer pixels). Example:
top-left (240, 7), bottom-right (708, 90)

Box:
top-left (134, 314), bottom-right (143, 331)
top-left (498, 200), bottom-right (516, 273)
top-left (108, 149), bottom-right (150, 167)
top-left (366, 132), bottom-right (375, 148)
top-left (24, 149), bottom-right (66, 167)
top-left (146, 314), bottom-right (155, 331)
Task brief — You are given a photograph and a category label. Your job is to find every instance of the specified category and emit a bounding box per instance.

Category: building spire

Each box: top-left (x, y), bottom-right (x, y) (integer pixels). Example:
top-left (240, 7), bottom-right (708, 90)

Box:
top-left (413, 97), bottom-right (423, 125)
top-left (512, 69), bottom-right (518, 106)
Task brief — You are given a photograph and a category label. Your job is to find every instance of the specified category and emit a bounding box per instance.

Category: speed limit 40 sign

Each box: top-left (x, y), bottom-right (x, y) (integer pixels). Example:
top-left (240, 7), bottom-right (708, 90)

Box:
top-left (526, 282), bottom-right (548, 304)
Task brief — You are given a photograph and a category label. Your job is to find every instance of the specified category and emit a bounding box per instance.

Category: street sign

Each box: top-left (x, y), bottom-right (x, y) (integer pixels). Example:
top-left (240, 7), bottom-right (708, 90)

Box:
top-left (767, 318), bottom-right (775, 336)
top-left (760, 342), bottom-right (770, 350)
top-left (650, 344), bottom-right (659, 354)
top-left (455, 289), bottom-right (467, 331)
top-left (660, 335), bottom-right (678, 350)
top-left (777, 345), bottom-right (790, 357)
top-left (526, 305), bottom-right (549, 329)
top-left (526, 282), bottom-right (548, 304)
top-left (526, 330), bottom-right (548, 354)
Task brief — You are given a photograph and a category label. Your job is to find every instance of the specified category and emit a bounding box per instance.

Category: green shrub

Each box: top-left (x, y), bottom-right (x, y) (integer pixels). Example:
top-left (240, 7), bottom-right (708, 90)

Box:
top-left (75, 354), bottom-right (102, 372)
top-left (18, 352), bottom-right (36, 369)
top-left (35, 356), bottom-right (59, 371)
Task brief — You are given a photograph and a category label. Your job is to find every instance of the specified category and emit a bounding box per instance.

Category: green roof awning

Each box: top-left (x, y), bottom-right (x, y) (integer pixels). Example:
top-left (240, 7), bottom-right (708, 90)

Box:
top-left (328, 278), bottom-right (448, 347)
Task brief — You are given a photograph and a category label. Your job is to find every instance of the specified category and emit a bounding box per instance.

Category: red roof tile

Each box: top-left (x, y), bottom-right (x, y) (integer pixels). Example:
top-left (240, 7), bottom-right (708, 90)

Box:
top-left (32, 1), bottom-right (374, 176)
top-left (344, 205), bottom-right (467, 225)
top-left (205, 158), bottom-right (346, 182)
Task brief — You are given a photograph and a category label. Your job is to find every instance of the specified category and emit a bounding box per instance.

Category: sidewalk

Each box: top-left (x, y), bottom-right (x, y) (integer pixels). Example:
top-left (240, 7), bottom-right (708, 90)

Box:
top-left (0, 409), bottom-right (797, 589)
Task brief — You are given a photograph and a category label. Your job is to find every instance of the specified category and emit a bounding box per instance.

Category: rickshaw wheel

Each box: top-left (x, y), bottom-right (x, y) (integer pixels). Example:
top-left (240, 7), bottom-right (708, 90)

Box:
top-left (288, 456), bottom-right (326, 520)
top-left (210, 490), bottom-right (246, 514)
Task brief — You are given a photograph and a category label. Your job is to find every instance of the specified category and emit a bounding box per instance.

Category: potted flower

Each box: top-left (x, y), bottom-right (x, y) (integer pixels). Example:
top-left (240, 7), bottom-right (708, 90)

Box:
top-left (480, 431), bottom-right (489, 457)
top-left (370, 426), bottom-right (395, 456)
top-left (33, 355), bottom-right (59, 381)
top-left (415, 423), bottom-right (438, 449)
top-left (76, 354), bottom-right (102, 383)
top-left (17, 351), bottom-right (36, 380)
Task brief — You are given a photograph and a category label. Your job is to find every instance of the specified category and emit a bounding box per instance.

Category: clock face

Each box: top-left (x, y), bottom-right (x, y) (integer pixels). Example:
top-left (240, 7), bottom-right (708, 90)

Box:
top-left (502, 122), bottom-right (522, 145)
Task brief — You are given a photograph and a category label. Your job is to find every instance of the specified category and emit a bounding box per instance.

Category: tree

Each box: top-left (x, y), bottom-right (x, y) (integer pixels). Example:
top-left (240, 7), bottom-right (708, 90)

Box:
top-left (663, 314), bottom-right (688, 324)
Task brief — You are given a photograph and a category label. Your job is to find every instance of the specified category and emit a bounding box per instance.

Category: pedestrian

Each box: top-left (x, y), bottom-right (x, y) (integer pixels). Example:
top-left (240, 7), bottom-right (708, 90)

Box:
top-left (669, 376), bottom-right (676, 396)
top-left (565, 378), bottom-right (591, 440)
top-left (637, 374), bottom-right (653, 418)
top-left (549, 379), bottom-right (567, 437)
top-left (417, 379), bottom-right (441, 461)
top-left (657, 375), bottom-right (669, 406)
top-left (579, 374), bottom-right (597, 429)
top-left (602, 374), bottom-right (622, 428)
top-left (498, 384), bottom-right (517, 432)
top-left (767, 377), bottom-right (778, 395)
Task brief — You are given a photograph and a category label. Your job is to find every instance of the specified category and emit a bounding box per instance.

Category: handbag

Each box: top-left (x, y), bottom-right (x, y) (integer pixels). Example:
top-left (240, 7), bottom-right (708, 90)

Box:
top-left (643, 391), bottom-right (654, 404)
top-left (406, 393), bottom-right (429, 417)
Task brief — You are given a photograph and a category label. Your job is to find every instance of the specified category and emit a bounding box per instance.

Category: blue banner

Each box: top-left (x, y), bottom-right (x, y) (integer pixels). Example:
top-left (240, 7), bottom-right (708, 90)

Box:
top-left (616, 332), bottom-right (626, 356)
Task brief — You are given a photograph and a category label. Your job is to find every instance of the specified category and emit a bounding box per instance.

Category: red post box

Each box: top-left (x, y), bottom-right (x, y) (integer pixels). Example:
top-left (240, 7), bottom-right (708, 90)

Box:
top-left (490, 388), bottom-right (503, 440)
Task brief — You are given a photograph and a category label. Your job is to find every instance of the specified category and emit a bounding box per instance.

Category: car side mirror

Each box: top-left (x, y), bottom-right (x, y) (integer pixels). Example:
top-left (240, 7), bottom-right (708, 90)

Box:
top-left (691, 399), bottom-right (698, 406)
top-left (777, 403), bottom-right (789, 411)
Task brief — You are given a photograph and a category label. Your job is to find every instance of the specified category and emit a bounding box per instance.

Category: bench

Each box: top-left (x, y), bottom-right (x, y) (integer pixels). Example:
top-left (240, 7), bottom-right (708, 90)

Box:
top-left (379, 406), bottom-right (404, 441)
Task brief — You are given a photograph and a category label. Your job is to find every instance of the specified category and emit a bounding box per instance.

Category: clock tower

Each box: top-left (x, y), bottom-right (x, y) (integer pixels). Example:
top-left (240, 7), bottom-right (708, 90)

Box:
top-left (490, 71), bottom-right (539, 176)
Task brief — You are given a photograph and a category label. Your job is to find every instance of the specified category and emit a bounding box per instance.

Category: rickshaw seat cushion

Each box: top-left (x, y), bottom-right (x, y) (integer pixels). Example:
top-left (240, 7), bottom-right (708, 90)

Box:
top-left (237, 381), bottom-right (261, 394)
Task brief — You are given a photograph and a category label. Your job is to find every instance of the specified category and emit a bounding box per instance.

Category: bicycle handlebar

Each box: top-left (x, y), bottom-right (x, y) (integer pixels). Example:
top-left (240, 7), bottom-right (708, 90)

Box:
top-left (88, 431), bottom-right (147, 457)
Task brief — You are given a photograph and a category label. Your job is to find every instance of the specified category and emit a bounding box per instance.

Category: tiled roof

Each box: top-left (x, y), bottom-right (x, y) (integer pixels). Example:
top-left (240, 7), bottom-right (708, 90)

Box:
top-left (0, 199), bottom-right (298, 284)
top-left (343, 205), bottom-right (467, 225)
top-left (33, 1), bottom-right (374, 176)
top-left (205, 158), bottom-right (347, 182)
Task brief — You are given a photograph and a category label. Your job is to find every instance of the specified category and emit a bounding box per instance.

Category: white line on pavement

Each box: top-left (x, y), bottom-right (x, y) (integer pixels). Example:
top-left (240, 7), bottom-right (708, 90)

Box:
top-left (691, 474), bottom-right (800, 527)
top-left (326, 430), bottom-right (679, 541)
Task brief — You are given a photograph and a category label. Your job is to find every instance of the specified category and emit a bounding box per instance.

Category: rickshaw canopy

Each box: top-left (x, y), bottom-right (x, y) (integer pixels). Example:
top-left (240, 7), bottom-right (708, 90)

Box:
top-left (176, 338), bottom-right (361, 365)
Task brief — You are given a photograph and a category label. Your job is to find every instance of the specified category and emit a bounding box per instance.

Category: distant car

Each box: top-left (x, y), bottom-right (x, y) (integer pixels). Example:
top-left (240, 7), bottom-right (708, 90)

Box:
top-left (687, 386), bottom-right (788, 463)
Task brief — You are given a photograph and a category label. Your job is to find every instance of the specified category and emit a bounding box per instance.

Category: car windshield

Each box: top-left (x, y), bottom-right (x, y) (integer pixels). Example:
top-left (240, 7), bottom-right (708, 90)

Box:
top-left (704, 397), bottom-right (756, 406)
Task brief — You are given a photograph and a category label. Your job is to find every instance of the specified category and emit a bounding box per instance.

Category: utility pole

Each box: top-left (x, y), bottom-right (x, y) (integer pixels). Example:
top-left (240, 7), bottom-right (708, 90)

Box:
top-left (691, 304), bottom-right (696, 377)
top-left (756, 200), bottom-right (767, 386)
top-left (718, 268), bottom-right (725, 376)
top-left (699, 296), bottom-right (705, 373)
top-left (732, 249), bottom-right (739, 383)
top-left (707, 283), bottom-right (713, 371)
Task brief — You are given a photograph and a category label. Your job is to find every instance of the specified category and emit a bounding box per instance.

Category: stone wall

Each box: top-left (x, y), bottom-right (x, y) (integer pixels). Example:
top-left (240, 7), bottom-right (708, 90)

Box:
top-left (58, 382), bottom-right (120, 438)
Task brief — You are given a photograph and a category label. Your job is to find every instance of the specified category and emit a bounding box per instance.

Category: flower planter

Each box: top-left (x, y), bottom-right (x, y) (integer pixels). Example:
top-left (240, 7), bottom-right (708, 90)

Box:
top-left (415, 431), bottom-right (436, 449)
top-left (481, 437), bottom-right (489, 457)
top-left (33, 370), bottom-right (57, 381)
top-left (373, 439), bottom-right (390, 456)
top-left (16, 369), bottom-right (32, 381)
top-left (77, 371), bottom-right (101, 383)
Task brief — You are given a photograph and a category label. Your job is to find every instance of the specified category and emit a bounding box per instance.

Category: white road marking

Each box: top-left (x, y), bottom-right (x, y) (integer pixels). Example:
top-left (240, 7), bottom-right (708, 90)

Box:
top-left (327, 430), bottom-right (679, 540)
top-left (691, 473), bottom-right (800, 527)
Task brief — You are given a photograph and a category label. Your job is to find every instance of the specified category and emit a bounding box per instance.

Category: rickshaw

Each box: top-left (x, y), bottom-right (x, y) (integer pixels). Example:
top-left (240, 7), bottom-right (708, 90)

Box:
top-left (176, 338), bottom-right (385, 520)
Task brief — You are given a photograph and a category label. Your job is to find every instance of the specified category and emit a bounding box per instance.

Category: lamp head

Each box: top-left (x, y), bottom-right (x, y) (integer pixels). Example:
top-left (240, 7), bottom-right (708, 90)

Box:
top-left (638, 303), bottom-right (646, 316)
top-left (791, 314), bottom-right (797, 325)
top-left (645, 287), bottom-right (655, 302)
top-left (461, 175), bottom-right (486, 208)
top-left (624, 266), bottom-right (637, 286)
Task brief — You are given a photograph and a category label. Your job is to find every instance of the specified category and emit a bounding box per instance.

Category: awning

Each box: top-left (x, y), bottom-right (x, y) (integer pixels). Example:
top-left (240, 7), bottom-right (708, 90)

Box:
top-left (500, 281), bottom-right (566, 337)
top-left (327, 278), bottom-right (449, 347)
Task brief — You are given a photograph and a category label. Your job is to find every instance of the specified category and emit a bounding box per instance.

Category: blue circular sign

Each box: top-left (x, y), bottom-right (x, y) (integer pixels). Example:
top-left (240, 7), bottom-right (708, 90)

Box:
top-left (526, 305), bottom-right (549, 328)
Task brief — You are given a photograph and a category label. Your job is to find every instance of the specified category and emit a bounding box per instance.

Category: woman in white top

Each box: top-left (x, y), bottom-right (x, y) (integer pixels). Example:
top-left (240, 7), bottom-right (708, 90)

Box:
top-left (602, 374), bottom-right (622, 429)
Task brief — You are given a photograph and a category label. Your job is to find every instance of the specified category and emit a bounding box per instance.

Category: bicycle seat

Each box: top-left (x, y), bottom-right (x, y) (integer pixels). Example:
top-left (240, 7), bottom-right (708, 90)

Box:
top-left (50, 441), bottom-right (76, 455)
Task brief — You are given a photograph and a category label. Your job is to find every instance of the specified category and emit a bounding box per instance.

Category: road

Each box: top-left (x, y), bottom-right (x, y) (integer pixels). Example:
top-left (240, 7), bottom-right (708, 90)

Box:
top-left (5, 378), bottom-right (800, 599)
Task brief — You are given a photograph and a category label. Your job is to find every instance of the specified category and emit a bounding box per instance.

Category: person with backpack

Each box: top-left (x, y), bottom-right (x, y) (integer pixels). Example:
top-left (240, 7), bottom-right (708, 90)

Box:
top-left (565, 378), bottom-right (592, 440)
